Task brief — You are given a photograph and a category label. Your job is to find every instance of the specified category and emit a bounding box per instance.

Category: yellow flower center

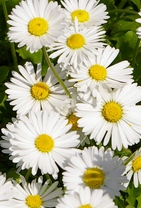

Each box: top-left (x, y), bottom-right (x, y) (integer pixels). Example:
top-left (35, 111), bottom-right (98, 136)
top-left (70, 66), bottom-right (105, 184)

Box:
top-left (35, 134), bottom-right (54, 153)
top-left (102, 101), bottom-right (123, 123)
top-left (28, 17), bottom-right (48, 36)
top-left (26, 194), bottom-right (42, 208)
top-left (132, 156), bottom-right (141, 172)
top-left (31, 82), bottom-right (49, 100)
top-left (83, 167), bottom-right (105, 189)
top-left (89, 64), bottom-right (107, 81)
top-left (71, 10), bottom-right (90, 22)
top-left (79, 204), bottom-right (92, 208)
top-left (67, 113), bottom-right (80, 130)
top-left (67, 34), bottom-right (85, 49)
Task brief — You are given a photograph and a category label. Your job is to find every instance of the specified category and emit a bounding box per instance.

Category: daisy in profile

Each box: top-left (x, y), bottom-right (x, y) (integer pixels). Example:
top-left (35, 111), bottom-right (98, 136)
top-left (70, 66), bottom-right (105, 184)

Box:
top-left (7, 0), bottom-right (65, 53)
top-left (11, 176), bottom-right (62, 208)
top-left (49, 19), bottom-right (106, 68)
top-left (57, 187), bottom-right (117, 208)
top-left (0, 172), bottom-right (15, 207)
top-left (5, 62), bottom-right (70, 115)
top-left (63, 146), bottom-right (127, 199)
top-left (76, 83), bottom-right (141, 150)
top-left (69, 45), bottom-right (133, 92)
top-left (124, 148), bottom-right (141, 188)
top-left (61, 0), bottom-right (109, 27)
top-left (1, 110), bottom-right (80, 176)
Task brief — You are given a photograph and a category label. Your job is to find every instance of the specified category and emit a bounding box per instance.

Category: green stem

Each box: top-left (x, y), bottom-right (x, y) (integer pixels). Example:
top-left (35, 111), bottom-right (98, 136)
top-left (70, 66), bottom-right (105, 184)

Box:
top-left (124, 152), bottom-right (135, 166)
top-left (117, 0), bottom-right (128, 9)
top-left (25, 168), bottom-right (31, 181)
top-left (131, 39), bottom-right (140, 68)
top-left (2, 0), bottom-right (18, 70)
top-left (109, 9), bottom-right (138, 15)
top-left (42, 47), bottom-right (71, 98)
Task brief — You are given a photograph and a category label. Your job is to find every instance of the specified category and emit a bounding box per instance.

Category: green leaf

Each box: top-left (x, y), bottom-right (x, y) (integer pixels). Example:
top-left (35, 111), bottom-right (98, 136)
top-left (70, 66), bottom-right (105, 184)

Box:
top-left (0, 66), bottom-right (9, 84)
top-left (131, 0), bottom-right (141, 9)
top-left (17, 46), bottom-right (42, 64)
top-left (126, 183), bottom-right (141, 207)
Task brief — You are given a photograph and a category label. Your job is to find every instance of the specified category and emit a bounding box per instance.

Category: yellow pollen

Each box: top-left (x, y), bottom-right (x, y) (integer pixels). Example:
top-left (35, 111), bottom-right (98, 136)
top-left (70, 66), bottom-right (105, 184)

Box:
top-left (102, 101), bottom-right (123, 123)
top-left (83, 167), bottom-right (105, 189)
top-left (67, 34), bottom-right (85, 49)
top-left (35, 134), bottom-right (54, 153)
top-left (79, 204), bottom-right (92, 208)
top-left (132, 156), bottom-right (141, 172)
top-left (67, 113), bottom-right (80, 130)
top-left (28, 17), bottom-right (48, 36)
top-left (31, 82), bottom-right (49, 100)
top-left (89, 64), bottom-right (107, 81)
top-left (71, 10), bottom-right (90, 22)
top-left (26, 194), bottom-right (42, 208)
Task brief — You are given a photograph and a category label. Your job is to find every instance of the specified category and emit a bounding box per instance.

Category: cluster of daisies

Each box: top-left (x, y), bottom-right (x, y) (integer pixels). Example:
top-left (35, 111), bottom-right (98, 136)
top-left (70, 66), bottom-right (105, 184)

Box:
top-left (1, 0), bottom-right (141, 207)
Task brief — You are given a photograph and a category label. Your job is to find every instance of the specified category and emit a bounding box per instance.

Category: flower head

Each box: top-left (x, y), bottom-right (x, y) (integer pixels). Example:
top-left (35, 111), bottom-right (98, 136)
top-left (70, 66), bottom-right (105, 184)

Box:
top-left (11, 176), bottom-right (62, 208)
top-left (63, 146), bottom-right (127, 198)
top-left (7, 0), bottom-right (65, 52)
top-left (5, 62), bottom-right (70, 115)
top-left (76, 83), bottom-right (141, 150)
top-left (1, 110), bottom-right (80, 176)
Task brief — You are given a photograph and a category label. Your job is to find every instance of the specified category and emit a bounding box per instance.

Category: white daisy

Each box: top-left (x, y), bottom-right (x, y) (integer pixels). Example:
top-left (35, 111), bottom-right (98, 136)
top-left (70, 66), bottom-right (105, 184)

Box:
top-left (136, 10), bottom-right (141, 39)
top-left (11, 176), bottom-right (62, 208)
top-left (76, 83), bottom-right (141, 150)
top-left (57, 186), bottom-right (117, 208)
top-left (49, 19), bottom-right (106, 68)
top-left (7, 0), bottom-right (65, 53)
top-left (63, 146), bottom-right (127, 199)
top-left (61, 0), bottom-right (109, 27)
top-left (5, 62), bottom-right (70, 115)
top-left (1, 110), bottom-right (80, 176)
top-left (69, 45), bottom-right (133, 92)
top-left (0, 172), bottom-right (15, 207)
top-left (124, 148), bottom-right (141, 188)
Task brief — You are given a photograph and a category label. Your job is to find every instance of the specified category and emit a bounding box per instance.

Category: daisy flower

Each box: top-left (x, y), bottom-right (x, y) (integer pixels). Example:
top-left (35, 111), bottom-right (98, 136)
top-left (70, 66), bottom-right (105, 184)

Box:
top-left (63, 146), bottom-right (127, 199)
top-left (11, 176), bottom-right (62, 208)
top-left (1, 110), bottom-right (80, 176)
top-left (124, 148), bottom-right (141, 188)
top-left (69, 45), bottom-right (133, 92)
top-left (57, 187), bottom-right (117, 208)
top-left (61, 0), bottom-right (109, 27)
top-left (49, 19), bottom-right (106, 68)
top-left (0, 172), bottom-right (16, 207)
top-left (76, 83), bottom-right (141, 150)
top-left (7, 0), bottom-right (65, 53)
top-left (5, 62), bottom-right (70, 115)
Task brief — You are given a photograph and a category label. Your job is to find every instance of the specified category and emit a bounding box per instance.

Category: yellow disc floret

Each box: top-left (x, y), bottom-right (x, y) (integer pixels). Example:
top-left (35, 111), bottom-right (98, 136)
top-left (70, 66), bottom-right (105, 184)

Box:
top-left (67, 113), bottom-right (80, 130)
top-left (89, 64), bottom-right (107, 81)
top-left (102, 101), bottom-right (123, 123)
top-left (67, 34), bottom-right (85, 49)
top-left (71, 10), bottom-right (90, 22)
top-left (26, 194), bottom-right (43, 208)
top-left (31, 82), bottom-right (49, 100)
top-left (35, 134), bottom-right (54, 153)
top-left (79, 204), bottom-right (92, 208)
top-left (132, 156), bottom-right (141, 172)
top-left (28, 17), bottom-right (48, 36)
top-left (83, 167), bottom-right (105, 189)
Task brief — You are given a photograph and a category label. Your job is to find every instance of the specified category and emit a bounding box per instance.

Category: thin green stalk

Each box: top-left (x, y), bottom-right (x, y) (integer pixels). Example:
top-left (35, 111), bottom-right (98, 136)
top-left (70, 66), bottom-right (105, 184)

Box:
top-left (42, 47), bottom-right (71, 98)
top-left (124, 152), bottom-right (135, 166)
top-left (2, 0), bottom-right (18, 70)
top-left (109, 9), bottom-right (138, 15)
top-left (25, 168), bottom-right (31, 181)
top-left (117, 0), bottom-right (128, 9)
top-left (131, 39), bottom-right (140, 68)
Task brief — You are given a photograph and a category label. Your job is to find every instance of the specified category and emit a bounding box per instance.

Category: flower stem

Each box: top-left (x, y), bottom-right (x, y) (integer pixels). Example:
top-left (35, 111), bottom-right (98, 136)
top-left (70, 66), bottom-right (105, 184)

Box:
top-left (42, 47), bottom-right (71, 98)
top-left (25, 168), bottom-right (32, 181)
top-left (131, 38), bottom-right (140, 68)
top-left (124, 152), bottom-right (135, 166)
top-left (117, 0), bottom-right (128, 9)
top-left (2, 0), bottom-right (18, 70)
